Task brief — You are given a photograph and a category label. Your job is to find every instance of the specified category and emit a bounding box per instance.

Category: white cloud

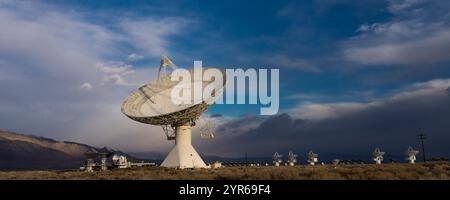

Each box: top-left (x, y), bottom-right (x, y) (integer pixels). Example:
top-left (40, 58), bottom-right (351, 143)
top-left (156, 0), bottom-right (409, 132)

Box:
top-left (120, 18), bottom-right (190, 57)
top-left (96, 62), bottom-right (133, 74)
top-left (343, 29), bottom-right (450, 65)
top-left (391, 78), bottom-right (450, 100)
top-left (289, 102), bottom-right (368, 120)
top-left (127, 53), bottom-right (144, 61)
top-left (95, 62), bottom-right (136, 86)
top-left (387, 0), bottom-right (425, 14)
top-left (289, 78), bottom-right (450, 120)
top-left (342, 0), bottom-right (450, 66)
top-left (80, 82), bottom-right (93, 91)
top-left (356, 23), bottom-right (381, 32)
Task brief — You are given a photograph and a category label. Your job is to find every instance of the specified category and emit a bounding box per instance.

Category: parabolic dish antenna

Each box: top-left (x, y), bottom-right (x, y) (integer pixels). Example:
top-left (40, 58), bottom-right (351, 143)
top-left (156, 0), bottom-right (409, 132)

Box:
top-left (307, 150), bottom-right (319, 166)
top-left (121, 56), bottom-right (226, 169)
top-left (287, 151), bottom-right (297, 166)
top-left (405, 147), bottom-right (419, 164)
top-left (272, 152), bottom-right (283, 166)
top-left (372, 147), bottom-right (385, 164)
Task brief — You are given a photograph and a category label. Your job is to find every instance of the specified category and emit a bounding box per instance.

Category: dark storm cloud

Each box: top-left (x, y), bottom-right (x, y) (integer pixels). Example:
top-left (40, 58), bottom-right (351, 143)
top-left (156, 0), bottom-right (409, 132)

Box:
top-left (199, 79), bottom-right (450, 158)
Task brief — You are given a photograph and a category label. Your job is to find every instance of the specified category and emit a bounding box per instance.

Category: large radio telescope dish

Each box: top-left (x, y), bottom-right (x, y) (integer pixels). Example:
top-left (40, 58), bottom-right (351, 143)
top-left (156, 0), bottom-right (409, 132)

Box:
top-left (121, 56), bottom-right (225, 169)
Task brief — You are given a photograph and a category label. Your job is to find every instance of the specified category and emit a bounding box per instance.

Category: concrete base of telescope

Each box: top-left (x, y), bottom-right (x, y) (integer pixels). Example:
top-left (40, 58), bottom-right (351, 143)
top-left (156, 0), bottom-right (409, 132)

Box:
top-left (160, 124), bottom-right (207, 169)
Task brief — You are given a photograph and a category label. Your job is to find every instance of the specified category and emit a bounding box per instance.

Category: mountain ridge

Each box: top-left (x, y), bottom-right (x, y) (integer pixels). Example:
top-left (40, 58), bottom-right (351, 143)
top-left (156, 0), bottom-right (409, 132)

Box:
top-left (0, 130), bottom-right (141, 171)
top-left (0, 130), bottom-right (92, 157)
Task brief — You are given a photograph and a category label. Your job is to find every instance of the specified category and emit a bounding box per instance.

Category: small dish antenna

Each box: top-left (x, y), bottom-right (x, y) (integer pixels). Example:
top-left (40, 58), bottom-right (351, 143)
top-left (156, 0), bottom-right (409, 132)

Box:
top-left (405, 147), bottom-right (419, 164)
top-left (373, 147), bottom-right (385, 164)
top-left (83, 148), bottom-right (99, 172)
top-left (99, 147), bottom-right (113, 171)
top-left (287, 151), bottom-right (297, 166)
top-left (272, 152), bottom-right (283, 166)
top-left (307, 150), bottom-right (319, 166)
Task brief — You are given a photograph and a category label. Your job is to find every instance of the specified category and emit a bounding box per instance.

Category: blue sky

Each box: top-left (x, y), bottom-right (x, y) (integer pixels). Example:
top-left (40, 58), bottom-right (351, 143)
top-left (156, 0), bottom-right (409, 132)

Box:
top-left (1, 0), bottom-right (450, 157)
top-left (39, 0), bottom-right (450, 116)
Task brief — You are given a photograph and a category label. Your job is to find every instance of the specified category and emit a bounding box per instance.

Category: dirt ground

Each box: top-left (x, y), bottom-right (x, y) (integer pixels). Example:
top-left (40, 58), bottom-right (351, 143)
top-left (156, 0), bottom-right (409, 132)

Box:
top-left (1, 162), bottom-right (449, 180)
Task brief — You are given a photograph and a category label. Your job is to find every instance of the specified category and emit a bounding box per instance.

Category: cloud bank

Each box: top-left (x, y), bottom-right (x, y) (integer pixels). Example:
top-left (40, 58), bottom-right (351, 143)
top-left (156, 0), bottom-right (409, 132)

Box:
top-left (342, 0), bottom-right (450, 66)
top-left (199, 79), bottom-right (450, 158)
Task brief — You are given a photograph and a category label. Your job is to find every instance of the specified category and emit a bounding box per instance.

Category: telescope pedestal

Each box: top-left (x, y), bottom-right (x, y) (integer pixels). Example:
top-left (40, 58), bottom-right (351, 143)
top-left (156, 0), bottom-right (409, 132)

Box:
top-left (160, 124), bottom-right (207, 169)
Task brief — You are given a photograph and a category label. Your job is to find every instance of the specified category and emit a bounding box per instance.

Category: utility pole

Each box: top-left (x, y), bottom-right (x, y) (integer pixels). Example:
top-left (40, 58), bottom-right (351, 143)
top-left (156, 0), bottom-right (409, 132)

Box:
top-left (245, 152), bottom-right (248, 167)
top-left (417, 132), bottom-right (427, 162)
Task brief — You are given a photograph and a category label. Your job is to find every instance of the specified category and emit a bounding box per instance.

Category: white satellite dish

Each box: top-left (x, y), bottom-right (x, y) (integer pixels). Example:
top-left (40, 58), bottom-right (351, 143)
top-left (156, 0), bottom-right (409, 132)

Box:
top-left (405, 147), bottom-right (419, 164)
top-left (287, 151), bottom-right (297, 166)
top-left (372, 147), bottom-right (385, 165)
top-left (272, 152), bottom-right (283, 166)
top-left (121, 55), bottom-right (226, 169)
top-left (307, 150), bottom-right (319, 166)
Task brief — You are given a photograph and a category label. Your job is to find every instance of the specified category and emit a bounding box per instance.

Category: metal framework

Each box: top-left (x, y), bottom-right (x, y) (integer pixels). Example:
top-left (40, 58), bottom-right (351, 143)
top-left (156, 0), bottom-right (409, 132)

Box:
top-left (199, 113), bottom-right (216, 139)
top-left (272, 152), bottom-right (283, 166)
top-left (122, 72), bottom-right (213, 127)
top-left (287, 151), bottom-right (297, 166)
top-left (406, 147), bottom-right (419, 164)
top-left (373, 147), bottom-right (385, 164)
top-left (307, 150), bottom-right (319, 165)
top-left (120, 56), bottom-right (226, 169)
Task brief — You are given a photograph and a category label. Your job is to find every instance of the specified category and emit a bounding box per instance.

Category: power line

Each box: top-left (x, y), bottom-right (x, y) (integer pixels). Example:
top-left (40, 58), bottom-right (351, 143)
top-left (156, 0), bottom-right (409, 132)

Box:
top-left (417, 132), bottom-right (427, 162)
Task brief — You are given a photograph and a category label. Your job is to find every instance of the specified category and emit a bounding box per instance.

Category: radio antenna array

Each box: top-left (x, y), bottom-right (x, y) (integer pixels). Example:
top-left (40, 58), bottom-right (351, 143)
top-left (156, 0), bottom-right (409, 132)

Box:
top-left (373, 147), bottom-right (385, 164)
top-left (405, 147), bottom-right (419, 164)
top-left (287, 151), bottom-right (298, 166)
top-left (307, 150), bottom-right (319, 166)
top-left (272, 152), bottom-right (283, 166)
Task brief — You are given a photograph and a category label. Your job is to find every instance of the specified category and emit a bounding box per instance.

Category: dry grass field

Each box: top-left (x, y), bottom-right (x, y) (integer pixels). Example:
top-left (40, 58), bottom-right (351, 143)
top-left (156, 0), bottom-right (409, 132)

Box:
top-left (1, 162), bottom-right (449, 180)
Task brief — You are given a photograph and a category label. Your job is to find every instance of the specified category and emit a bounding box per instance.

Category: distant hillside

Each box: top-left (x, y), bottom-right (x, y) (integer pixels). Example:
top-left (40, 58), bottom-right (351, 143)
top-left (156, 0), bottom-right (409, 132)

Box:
top-left (0, 131), bottom-right (143, 171)
top-left (0, 131), bottom-right (95, 171)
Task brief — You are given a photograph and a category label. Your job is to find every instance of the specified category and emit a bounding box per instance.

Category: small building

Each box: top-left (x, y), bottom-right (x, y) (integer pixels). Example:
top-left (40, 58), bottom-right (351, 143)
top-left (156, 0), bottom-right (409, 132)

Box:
top-left (210, 161), bottom-right (222, 169)
top-left (112, 154), bottom-right (130, 168)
